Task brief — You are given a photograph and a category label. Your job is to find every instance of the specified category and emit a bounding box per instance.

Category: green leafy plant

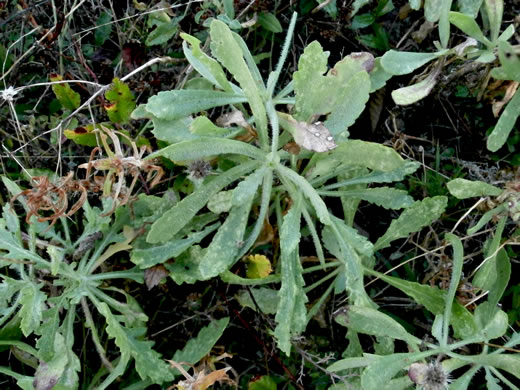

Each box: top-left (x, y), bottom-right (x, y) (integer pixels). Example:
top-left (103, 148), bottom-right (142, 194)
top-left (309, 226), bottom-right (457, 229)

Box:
top-left (0, 176), bottom-right (229, 388)
top-left (131, 13), bottom-right (450, 357)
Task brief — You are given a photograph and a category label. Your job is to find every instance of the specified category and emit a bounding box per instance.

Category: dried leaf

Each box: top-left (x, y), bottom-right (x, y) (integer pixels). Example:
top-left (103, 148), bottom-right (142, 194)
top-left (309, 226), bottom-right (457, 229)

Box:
top-left (346, 52), bottom-right (375, 73)
top-left (144, 265), bottom-right (169, 290)
top-left (492, 81), bottom-right (519, 117)
top-left (215, 110), bottom-right (251, 129)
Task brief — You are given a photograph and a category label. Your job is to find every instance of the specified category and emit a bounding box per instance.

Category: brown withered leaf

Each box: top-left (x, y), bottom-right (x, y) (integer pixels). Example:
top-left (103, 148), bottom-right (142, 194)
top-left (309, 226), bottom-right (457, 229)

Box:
top-left (492, 81), bottom-right (519, 117)
top-left (166, 360), bottom-right (234, 390)
top-left (144, 265), bottom-right (169, 290)
top-left (292, 120), bottom-right (337, 152)
top-left (369, 87), bottom-right (385, 131)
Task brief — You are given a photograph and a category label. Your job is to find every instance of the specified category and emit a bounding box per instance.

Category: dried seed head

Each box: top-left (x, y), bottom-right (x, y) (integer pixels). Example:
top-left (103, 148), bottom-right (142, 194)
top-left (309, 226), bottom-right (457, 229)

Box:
top-left (187, 160), bottom-right (212, 180)
top-left (408, 362), bottom-right (450, 390)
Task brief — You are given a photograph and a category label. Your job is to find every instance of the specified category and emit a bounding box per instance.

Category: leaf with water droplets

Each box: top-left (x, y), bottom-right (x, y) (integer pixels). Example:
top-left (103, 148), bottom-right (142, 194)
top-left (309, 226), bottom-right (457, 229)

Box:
top-left (280, 114), bottom-right (337, 153)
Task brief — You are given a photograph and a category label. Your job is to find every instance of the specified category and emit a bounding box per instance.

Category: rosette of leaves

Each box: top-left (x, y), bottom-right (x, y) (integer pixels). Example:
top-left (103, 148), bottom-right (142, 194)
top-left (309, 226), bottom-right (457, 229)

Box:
top-left (0, 178), bottom-right (228, 389)
top-left (131, 13), bottom-right (449, 355)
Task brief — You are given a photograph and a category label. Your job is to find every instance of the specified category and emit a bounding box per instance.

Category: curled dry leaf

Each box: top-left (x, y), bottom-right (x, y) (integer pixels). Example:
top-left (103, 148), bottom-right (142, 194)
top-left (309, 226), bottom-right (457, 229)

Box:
top-left (166, 360), bottom-right (234, 390)
top-left (492, 81), bottom-right (519, 117)
top-left (216, 110), bottom-right (250, 129)
top-left (292, 120), bottom-right (337, 153)
top-left (144, 264), bottom-right (169, 290)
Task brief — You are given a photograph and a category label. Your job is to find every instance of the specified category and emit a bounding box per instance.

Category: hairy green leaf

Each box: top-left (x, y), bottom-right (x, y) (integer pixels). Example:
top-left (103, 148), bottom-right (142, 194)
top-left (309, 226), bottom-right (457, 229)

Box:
top-left (148, 137), bottom-right (265, 162)
top-left (293, 41), bottom-right (370, 135)
top-left (210, 20), bottom-right (268, 144)
top-left (147, 161), bottom-right (258, 243)
top-left (198, 198), bottom-right (253, 279)
top-left (131, 223), bottom-right (220, 268)
top-left (447, 178), bottom-right (503, 199)
top-left (334, 306), bottom-right (420, 346)
top-left (19, 283), bottom-right (46, 337)
top-left (140, 90), bottom-right (247, 121)
top-left (374, 196), bottom-right (447, 251)
top-left (320, 187), bottom-right (414, 209)
top-left (181, 33), bottom-right (233, 92)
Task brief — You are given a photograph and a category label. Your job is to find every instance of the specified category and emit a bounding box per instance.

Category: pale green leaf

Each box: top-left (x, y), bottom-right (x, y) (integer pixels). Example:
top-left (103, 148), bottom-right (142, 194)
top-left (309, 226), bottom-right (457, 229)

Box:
top-left (276, 164), bottom-right (331, 226)
top-left (181, 33), bottom-right (233, 92)
top-left (293, 41), bottom-right (370, 135)
top-left (19, 283), bottom-right (46, 337)
top-left (425, 0), bottom-right (443, 22)
top-left (171, 318), bottom-right (229, 374)
top-left (381, 50), bottom-right (446, 75)
top-left (487, 89), bottom-right (520, 152)
top-left (257, 12), bottom-right (282, 33)
top-left (457, 0), bottom-right (483, 17)
top-left (485, 367), bottom-right (503, 390)
top-left (147, 137), bottom-right (265, 162)
top-left (145, 17), bottom-right (182, 46)
top-left (210, 20), bottom-right (267, 143)
top-left (36, 307), bottom-right (60, 361)
top-left (473, 217), bottom-right (506, 291)
top-left (198, 198), bottom-right (253, 279)
top-left (232, 167), bottom-right (266, 206)
top-left (321, 187), bottom-right (414, 209)
top-left (443, 233), bottom-right (464, 343)
top-left (447, 178), bottom-right (503, 199)
top-left (391, 71), bottom-right (439, 105)
top-left (96, 302), bottom-right (173, 383)
top-left (449, 12), bottom-right (492, 46)
top-left (490, 42), bottom-right (520, 82)
top-left (131, 223), bottom-right (220, 268)
top-left (328, 140), bottom-right (408, 172)
top-left (141, 90), bottom-right (247, 121)
top-left (475, 309), bottom-right (509, 341)
top-left (374, 196), bottom-right (447, 250)
top-left (274, 249), bottom-right (308, 355)
top-left (471, 354), bottom-right (520, 380)
top-left (147, 161), bottom-right (258, 243)
top-left (484, 0), bottom-right (503, 42)
top-left (450, 365), bottom-right (479, 390)
top-left (207, 191), bottom-right (233, 214)
top-left (327, 356), bottom-right (377, 372)
top-left (334, 306), bottom-right (420, 345)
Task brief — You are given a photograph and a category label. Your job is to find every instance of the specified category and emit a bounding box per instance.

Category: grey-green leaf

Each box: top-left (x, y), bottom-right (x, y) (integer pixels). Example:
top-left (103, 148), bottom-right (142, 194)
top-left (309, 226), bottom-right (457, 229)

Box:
top-left (381, 50), bottom-right (446, 75)
top-left (147, 161), bottom-right (258, 243)
top-left (334, 306), bottom-right (420, 346)
top-left (198, 198), bottom-right (253, 279)
top-left (131, 223), bottom-right (220, 268)
top-left (141, 90), bottom-right (247, 121)
top-left (374, 196), bottom-right (447, 250)
top-left (391, 70), bottom-right (439, 105)
top-left (487, 89), bottom-right (520, 152)
top-left (447, 178), bottom-right (503, 199)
